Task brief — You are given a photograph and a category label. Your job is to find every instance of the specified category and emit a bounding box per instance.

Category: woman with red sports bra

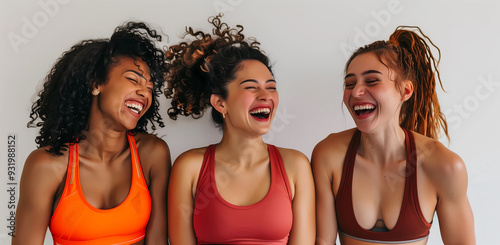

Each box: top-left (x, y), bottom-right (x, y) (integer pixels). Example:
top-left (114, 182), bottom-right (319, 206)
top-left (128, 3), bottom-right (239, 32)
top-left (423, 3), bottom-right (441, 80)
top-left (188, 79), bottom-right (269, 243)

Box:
top-left (313, 27), bottom-right (475, 244)
top-left (166, 15), bottom-right (315, 245)
top-left (13, 22), bottom-right (170, 244)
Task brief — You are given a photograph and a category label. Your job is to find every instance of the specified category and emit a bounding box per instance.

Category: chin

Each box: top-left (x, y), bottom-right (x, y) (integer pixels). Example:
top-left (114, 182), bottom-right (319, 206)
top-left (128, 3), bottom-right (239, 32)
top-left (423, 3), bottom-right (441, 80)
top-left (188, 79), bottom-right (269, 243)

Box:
top-left (354, 121), bottom-right (376, 133)
top-left (124, 122), bottom-right (139, 131)
top-left (253, 127), bottom-right (271, 137)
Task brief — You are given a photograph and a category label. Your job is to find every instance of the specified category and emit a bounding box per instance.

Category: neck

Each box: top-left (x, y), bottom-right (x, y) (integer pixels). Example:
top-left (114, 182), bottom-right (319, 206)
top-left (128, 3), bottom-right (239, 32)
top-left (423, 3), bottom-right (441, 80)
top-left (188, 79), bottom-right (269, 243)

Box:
top-left (359, 126), bottom-right (406, 166)
top-left (217, 129), bottom-right (268, 166)
top-left (79, 103), bottom-right (130, 163)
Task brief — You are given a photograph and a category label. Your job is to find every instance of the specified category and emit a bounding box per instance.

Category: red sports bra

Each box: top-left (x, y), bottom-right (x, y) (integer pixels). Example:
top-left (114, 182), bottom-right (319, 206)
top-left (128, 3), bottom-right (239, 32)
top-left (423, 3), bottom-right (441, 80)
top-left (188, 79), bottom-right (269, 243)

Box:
top-left (193, 144), bottom-right (293, 245)
top-left (49, 133), bottom-right (151, 245)
top-left (335, 129), bottom-right (432, 243)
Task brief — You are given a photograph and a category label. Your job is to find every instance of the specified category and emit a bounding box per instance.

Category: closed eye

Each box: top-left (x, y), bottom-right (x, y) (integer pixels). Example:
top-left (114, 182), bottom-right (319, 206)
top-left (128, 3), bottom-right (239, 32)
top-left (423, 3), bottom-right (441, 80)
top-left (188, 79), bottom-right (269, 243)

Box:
top-left (126, 77), bottom-right (138, 83)
top-left (366, 79), bottom-right (379, 85)
top-left (344, 83), bottom-right (355, 89)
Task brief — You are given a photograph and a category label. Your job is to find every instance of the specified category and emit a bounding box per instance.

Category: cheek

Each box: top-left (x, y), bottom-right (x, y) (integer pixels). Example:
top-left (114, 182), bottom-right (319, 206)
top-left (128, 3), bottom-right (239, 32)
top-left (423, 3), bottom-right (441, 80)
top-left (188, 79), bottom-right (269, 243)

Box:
top-left (343, 90), bottom-right (351, 106)
top-left (374, 85), bottom-right (401, 103)
top-left (144, 97), bottom-right (153, 112)
top-left (227, 93), bottom-right (251, 113)
top-left (273, 91), bottom-right (279, 107)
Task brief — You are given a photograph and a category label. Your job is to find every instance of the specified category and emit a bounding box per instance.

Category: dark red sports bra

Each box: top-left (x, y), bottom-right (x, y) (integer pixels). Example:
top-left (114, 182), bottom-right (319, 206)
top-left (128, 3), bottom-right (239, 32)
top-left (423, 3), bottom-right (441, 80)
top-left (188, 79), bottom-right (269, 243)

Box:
top-left (193, 144), bottom-right (293, 245)
top-left (335, 129), bottom-right (432, 243)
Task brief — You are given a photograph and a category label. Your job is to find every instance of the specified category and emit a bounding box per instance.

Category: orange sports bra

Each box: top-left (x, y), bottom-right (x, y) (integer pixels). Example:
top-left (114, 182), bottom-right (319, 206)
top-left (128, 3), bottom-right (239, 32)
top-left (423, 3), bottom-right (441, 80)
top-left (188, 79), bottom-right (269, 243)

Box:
top-left (193, 144), bottom-right (293, 245)
top-left (49, 133), bottom-right (151, 245)
top-left (335, 129), bottom-right (432, 243)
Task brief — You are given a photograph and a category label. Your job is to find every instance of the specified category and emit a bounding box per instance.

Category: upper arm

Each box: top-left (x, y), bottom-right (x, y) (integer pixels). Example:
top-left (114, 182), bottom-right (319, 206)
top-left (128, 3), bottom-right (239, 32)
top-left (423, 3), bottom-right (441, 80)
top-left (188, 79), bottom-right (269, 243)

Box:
top-left (12, 149), bottom-right (65, 245)
top-left (280, 149), bottom-right (315, 245)
top-left (429, 148), bottom-right (475, 244)
top-left (167, 150), bottom-right (202, 245)
top-left (311, 138), bottom-right (338, 245)
top-left (143, 138), bottom-right (171, 244)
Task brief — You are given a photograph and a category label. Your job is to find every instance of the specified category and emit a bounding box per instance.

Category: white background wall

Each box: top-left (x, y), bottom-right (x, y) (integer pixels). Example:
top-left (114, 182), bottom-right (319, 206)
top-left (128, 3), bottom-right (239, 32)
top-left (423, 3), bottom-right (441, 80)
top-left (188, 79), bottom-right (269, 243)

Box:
top-left (1, 0), bottom-right (499, 244)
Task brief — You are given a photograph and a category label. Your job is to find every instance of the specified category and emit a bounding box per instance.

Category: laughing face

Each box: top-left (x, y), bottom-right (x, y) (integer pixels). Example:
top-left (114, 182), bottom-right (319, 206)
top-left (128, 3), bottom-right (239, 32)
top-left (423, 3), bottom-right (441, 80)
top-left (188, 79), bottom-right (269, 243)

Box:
top-left (219, 59), bottom-right (278, 137)
top-left (94, 56), bottom-right (153, 131)
top-left (343, 52), bottom-right (409, 133)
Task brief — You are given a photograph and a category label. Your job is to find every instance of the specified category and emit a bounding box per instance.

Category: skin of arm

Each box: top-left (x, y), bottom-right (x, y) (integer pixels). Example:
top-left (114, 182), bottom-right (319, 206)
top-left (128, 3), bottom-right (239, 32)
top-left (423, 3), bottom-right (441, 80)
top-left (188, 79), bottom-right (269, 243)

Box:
top-left (424, 141), bottom-right (475, 245)
top-left (312, 129), bottom-right (355, 245)
top-left (311, 135), bottom-right (344, 245)
top-left (139, 134), bottom-right (171, 244)
top-left (12, 148), bottom-right (67, 245)
top-left (280, 148), bottom-right (316, 244)
top-left (312, 139), bottom-right (337, 245)
top-left (167, 149), bottom-right (204, 245)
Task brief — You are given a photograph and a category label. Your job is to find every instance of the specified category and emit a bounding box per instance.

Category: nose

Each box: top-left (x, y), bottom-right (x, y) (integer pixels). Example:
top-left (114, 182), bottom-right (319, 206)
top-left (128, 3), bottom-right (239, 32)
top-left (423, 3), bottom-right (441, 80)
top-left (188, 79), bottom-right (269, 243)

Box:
top-left (257, 88), bottom-right (273, 101)
top-left (136, 84), bottom-right (150, 98)
top-left (352, 83), bottom-right (366, 97)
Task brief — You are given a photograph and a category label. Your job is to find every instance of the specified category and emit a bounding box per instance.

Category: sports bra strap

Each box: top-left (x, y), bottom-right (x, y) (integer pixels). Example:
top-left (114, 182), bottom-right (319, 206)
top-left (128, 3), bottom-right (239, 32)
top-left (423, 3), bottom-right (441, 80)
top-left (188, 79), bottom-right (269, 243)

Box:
top-left (126, 132), bottom-right (144, 179)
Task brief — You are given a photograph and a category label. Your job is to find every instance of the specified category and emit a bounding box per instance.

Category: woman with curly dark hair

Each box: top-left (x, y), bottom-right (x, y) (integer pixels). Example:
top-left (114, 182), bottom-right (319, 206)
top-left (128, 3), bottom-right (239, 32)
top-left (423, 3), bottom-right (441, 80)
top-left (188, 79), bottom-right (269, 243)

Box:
top-left (166, 15), bottom-right (315, 245)
top-left (13, 22), bottom-right (170, 244)
top-left (313, 26), bottom-right (475, 245)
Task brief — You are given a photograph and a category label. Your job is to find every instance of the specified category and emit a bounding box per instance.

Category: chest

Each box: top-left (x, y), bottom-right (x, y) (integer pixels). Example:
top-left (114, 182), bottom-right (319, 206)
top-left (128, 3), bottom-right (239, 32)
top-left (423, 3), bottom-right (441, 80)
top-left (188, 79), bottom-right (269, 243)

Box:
top-left (335, 155), bottom-right (436, 230)
top-left (214, 161), bottom-right (271, 206)
top-left (78, 159), bottom-right (133, 209)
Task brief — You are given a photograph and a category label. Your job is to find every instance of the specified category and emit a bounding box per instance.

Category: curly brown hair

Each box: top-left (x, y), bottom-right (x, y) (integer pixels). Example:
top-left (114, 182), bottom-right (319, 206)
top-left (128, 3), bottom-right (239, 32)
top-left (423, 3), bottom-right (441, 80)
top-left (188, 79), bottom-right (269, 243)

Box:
top-left (345, 26), bottom-right (448, 140)
top-left (164, 14), bottom-right (272, 127)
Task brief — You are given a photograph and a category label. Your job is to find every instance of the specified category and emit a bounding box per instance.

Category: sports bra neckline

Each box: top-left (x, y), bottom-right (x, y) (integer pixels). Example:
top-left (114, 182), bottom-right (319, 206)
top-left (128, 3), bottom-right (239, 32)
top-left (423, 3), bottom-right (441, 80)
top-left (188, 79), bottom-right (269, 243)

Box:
top-left (207, 144), bottom-right (275, 209)
top-left (349, 129), bottom-right (426, 233)
top-left (73, 133), bottom-right (138, 212)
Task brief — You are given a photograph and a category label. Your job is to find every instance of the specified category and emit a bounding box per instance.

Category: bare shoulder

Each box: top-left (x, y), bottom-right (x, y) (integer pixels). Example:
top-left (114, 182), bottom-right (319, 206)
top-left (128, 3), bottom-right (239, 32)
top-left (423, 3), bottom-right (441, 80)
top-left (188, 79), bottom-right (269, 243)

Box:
top-left (21, 147), bottom-right (68, 187)
top-left (134, 132), bottom-right (170, 155)
top-left (313, 128), bottom-right (357, 156)
top-left (24, 147), bottom-right (67, 173)
top-left (275, 146), bottom-right (313, 198)
top-left (412, 132), bottom-right (467, 185)
top-left (171, 146), bottom-right (208, 175)
top-left (276, 147), bottom-right (309, 167)
top-left (134, 133), bottom-right (171, 174)
top-left (169, 146), bottom-right (208, 196)
top-left (312, 128), bottom-right (357, 169)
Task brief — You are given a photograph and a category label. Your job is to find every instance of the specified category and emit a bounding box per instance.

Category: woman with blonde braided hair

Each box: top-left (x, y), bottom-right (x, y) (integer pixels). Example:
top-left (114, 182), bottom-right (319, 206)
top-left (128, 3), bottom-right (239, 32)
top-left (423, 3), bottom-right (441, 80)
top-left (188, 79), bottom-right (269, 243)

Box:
top-left (166, 15), bottom-right (315, 245)
top-left (313, 26), bottom-right (475, 245)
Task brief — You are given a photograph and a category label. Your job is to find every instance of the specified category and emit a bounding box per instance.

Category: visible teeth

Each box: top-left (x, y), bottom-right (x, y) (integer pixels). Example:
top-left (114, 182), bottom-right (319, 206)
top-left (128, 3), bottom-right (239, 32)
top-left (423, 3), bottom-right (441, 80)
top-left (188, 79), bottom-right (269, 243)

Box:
top-left (249, 108), bottom-right (271, 114)
top-left (354, 104), bottom-right (375, 111)
top-left (125, 102), bottom-right (144, 114)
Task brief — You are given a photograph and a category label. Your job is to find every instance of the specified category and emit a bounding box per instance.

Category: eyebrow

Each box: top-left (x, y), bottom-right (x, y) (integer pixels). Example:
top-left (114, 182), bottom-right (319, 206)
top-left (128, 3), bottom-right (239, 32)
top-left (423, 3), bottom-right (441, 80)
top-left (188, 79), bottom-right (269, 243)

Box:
top-left (126, 70), bottom-right (151, 82)
top-left (344, 70), bottom-right (382, 79)
top-left (240, 79), bottom-right (276, 84)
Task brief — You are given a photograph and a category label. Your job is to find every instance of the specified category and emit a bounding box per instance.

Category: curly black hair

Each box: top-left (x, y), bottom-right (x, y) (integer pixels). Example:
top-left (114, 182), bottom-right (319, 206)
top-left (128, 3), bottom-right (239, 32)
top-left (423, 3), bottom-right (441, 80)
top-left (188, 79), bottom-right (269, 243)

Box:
top-left (164, 14), bottom-right (272, 127)
top-left (28, 22), bottom-right (167, 155)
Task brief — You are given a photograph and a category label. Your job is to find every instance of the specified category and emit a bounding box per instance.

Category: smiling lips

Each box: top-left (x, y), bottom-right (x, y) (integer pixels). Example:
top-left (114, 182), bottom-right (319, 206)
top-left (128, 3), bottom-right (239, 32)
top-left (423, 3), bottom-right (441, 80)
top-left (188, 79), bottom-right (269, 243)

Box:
top-left (249, 107), bottom-right (271, 121)
top-left (353, 103), bottom-right (376, 118)
top-left (125, 100), bottom-right (144, 115)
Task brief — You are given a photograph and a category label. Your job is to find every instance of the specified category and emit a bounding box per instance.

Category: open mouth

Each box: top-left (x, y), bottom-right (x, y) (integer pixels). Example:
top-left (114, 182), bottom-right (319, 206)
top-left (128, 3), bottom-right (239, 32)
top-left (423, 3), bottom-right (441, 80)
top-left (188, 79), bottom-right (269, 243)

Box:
top-left (353, 104), bottom-right (376, 116)
top-left (125, 101), bottom-right (144, 115)
top-left (249, 107), bottom-right (271, 120)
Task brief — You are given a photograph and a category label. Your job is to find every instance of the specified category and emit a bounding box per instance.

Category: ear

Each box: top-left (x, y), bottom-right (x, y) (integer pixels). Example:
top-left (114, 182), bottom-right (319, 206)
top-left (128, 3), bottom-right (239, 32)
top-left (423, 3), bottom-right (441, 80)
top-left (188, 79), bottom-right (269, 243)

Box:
top-left (92, 82), bottom-right (102, 96)
top-left (92, 87), bottom-right (100, 96)
top-left (402, 80), bottom-right (414, 102)
top-left (210, 94), bottom-right (226, 115)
